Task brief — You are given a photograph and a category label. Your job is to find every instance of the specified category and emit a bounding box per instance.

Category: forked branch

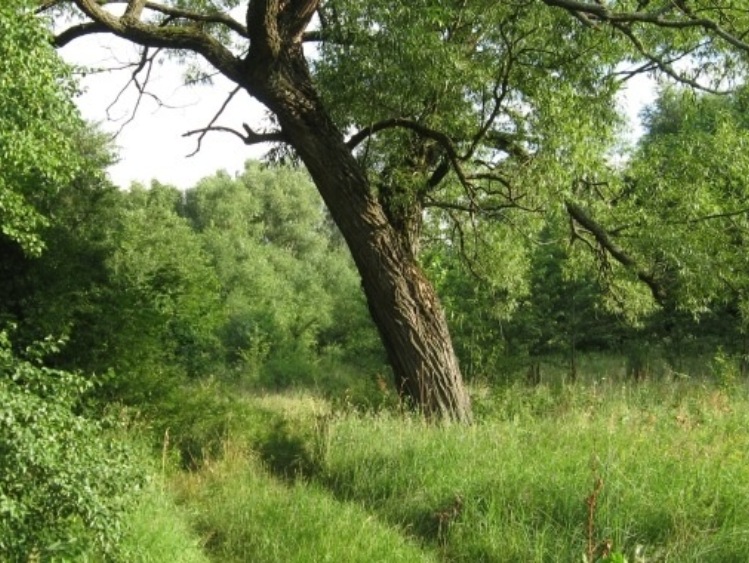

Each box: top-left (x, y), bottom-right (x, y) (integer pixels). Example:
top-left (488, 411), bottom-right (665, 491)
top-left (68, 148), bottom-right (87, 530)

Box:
top-left (347, 118), bottom-right (472, 188)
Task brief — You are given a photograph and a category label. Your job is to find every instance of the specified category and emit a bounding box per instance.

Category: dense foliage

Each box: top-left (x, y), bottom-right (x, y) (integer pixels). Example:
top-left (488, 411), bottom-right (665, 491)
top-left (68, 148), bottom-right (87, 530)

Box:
top-left (181, 163), bottom-right (382, 387)
top-left (0, 0), bottom-right (82, 254)
top-left (0, 5), bottom-right (144, 559)
top-left (0, 332), bottom-right (143, 559)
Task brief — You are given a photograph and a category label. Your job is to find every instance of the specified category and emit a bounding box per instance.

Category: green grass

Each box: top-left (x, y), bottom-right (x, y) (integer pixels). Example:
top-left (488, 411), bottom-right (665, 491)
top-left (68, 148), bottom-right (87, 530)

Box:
top-left (118, 480), bottom-right (211, 563)
top-left (170, 446), bottom-right (435, 562)
top-left (314, 381), bottom-right (749, 561)
top-left (154, 375), bottom-right (749, 562)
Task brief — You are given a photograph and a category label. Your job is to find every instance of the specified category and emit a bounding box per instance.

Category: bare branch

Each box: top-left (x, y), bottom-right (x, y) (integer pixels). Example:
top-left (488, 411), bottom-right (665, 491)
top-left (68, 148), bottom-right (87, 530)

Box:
top-left (104, 46), bottom-right (181, 137)
top-left (183, 123), bottom-right (287, 147)
top-left (241, 123), bottom-right (287, 144)
top-left (183, 125), bottom-right (250, 144)
top-left (71, 0), bottom-right (243, 83)
top-left (184, 85), bottom-right (242, 157)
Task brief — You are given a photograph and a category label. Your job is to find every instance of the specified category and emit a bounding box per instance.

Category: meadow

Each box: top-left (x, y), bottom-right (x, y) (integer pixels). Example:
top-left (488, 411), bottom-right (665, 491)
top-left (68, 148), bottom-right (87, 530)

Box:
top-left (121, 359), bottom-right (749, 563)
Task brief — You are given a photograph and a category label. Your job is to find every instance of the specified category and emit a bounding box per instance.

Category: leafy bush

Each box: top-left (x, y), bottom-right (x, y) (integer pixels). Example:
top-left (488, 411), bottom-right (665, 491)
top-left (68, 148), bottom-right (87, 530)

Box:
top-left (0, 331), bottom-right (143, 559)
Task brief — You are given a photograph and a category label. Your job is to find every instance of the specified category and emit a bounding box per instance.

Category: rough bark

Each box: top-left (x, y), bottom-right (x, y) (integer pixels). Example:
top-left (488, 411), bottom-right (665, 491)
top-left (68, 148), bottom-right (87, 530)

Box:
top-left (241, 4), bottom-right (471, 422)
top-left (64, 0), bottom-right (472, 422)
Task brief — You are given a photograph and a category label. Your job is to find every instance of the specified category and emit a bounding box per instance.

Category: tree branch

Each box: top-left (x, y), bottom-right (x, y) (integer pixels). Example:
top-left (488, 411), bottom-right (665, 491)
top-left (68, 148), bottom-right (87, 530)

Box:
top-left (609, 21), bottom-right (727, 94)
top-left (246, 0), bottom-right (320, 57)
top-left (136, 1), bottom-right (248, 37)
top-left (123, 0), bottom-right (147, 23)
top-left (542, 0), bottom-right (749, 53)
top-left (183, 123), bottom-right (287, 147)
top-left (678, 207), bottom-right (749, 225)
top-left (565, 200), bottom-right (668, 305)
top-left (54, 21), bottom-right (109, 47)
top-left (346, 117), bottom-right (473, 189)
top-left (70, 0), bottom-right (243, 83)
top-left (423, 196), bottom-right (517, 218)
top-left (184, 85), bottom-right (243, 157)
top-left (104, 45), bottom-right (179, 136)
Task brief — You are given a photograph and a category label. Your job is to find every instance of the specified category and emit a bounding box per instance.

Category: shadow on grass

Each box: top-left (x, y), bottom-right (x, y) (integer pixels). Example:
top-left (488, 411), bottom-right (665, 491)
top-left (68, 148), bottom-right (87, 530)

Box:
top-left (255, 417), bottom-right (320, 481)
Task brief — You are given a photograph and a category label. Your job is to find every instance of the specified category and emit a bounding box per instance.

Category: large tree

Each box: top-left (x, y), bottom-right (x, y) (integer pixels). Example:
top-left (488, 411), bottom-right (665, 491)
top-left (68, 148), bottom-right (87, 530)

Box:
top-left (44, 0), bottom-right (749, 421)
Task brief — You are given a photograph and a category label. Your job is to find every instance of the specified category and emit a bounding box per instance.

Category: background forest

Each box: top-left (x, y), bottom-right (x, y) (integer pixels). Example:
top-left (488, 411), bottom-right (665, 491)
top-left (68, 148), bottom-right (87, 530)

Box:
top-left (3, 0), bottom-right (749, 561)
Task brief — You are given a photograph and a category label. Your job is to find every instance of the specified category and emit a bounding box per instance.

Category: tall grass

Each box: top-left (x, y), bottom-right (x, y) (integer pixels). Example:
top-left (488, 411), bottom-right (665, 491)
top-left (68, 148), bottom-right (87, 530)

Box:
top-left (118, 480), bottom-right (210, 563)
top-left (315, 380), bottom-right (749, 561)
top-left (170, 444), bottom-right (435, 562)
top-left (155, 373), bottom-right (749, 562)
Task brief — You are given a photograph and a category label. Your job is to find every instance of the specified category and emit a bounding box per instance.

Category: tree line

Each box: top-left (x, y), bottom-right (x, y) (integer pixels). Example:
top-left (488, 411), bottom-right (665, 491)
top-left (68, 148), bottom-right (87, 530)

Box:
top-left (3, 94), bottom-right (748, 403)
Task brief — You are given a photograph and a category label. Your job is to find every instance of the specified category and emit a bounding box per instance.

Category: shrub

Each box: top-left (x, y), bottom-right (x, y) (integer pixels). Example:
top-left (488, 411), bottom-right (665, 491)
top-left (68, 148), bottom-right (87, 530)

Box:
top-left (0, 331), bottom-right (143, 560)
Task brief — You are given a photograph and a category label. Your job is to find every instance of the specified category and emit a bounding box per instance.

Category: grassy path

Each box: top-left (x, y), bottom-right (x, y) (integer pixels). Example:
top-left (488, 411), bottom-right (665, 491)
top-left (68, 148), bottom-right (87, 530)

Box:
top-left (162, 381), bottom-right (749, 562)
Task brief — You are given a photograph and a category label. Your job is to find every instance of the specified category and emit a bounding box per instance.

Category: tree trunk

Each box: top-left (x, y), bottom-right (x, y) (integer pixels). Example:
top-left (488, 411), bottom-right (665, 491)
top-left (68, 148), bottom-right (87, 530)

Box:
top-left (241, 12), bottom-right (472, 422)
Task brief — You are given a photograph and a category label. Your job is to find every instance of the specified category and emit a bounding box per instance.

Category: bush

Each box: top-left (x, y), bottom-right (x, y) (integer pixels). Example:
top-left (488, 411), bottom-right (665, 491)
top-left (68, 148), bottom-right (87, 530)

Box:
top-left (0, 331), bottom-right (143, 560)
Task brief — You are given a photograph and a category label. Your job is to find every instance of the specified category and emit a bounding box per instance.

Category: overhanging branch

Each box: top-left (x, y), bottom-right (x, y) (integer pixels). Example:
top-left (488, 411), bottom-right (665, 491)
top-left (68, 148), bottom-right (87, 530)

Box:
top-left (565, 200), bottom-right (668, 305)
top-left (70, 0), bottom-right (243, 83)
top-left (54, 21), bottom-right (109, 47)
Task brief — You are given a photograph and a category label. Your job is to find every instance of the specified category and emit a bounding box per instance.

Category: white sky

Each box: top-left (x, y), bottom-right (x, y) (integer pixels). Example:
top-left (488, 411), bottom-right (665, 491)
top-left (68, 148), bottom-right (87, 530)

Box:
top-left (59, 36), bottom-right (657, 190)
top-left (59, 36), bottom-right (269, 189)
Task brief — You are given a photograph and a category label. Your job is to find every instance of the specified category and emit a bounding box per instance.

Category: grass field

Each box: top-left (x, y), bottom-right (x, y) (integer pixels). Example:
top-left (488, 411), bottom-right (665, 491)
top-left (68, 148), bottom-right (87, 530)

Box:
top-left (126, 371), bottom-right (749, 562)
